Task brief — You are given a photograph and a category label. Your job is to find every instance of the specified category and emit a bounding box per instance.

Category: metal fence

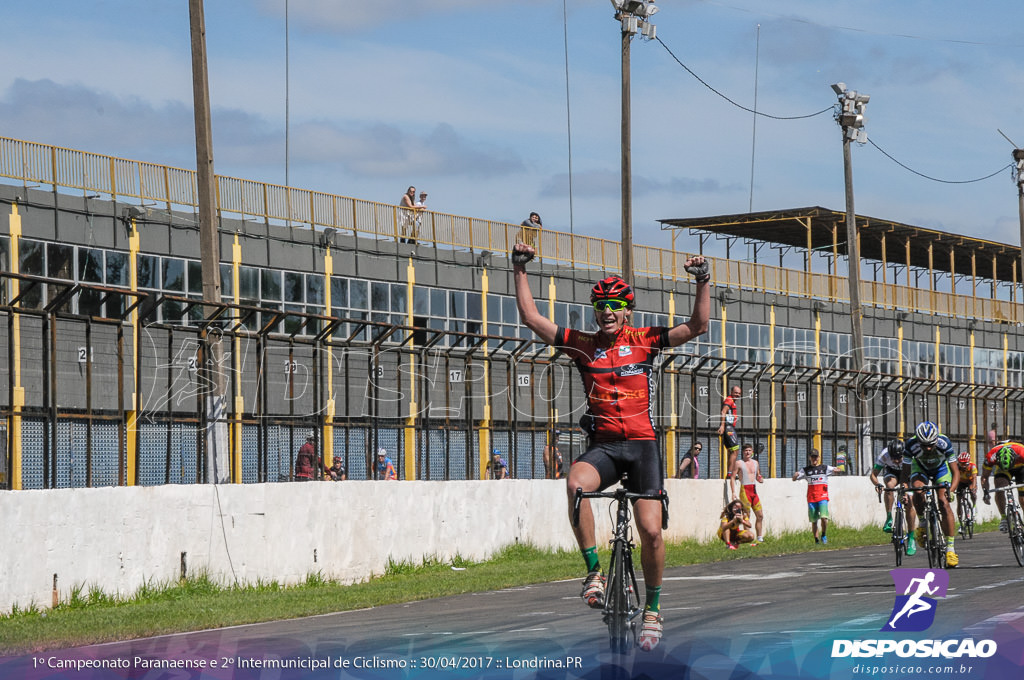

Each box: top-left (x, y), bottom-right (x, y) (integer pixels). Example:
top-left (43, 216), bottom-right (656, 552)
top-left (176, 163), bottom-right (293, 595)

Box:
top-left (3, 271), bottom-right (1023, 489)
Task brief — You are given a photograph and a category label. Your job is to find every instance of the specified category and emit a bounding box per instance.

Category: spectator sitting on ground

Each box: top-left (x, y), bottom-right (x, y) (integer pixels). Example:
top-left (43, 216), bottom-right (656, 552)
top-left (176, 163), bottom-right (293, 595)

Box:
top-left (717, 500), bottom-right (755, 549)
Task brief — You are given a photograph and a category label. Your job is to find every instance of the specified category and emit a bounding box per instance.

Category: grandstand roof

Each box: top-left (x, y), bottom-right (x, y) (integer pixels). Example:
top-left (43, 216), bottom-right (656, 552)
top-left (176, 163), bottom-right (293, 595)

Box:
top-left (659, 207), bottom-right (1021, 282)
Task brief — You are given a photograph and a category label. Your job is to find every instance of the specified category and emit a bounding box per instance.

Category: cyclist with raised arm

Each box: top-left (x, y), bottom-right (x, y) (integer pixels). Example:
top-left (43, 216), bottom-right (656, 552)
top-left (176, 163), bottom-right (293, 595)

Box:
top-left (981, 442), bottom-right (1024, 531)
top-left (906, 421), bottom-right (960, 568)
top-left (512, 241), bottom-right (710, 652)
top-left (869, 439), bottom-right (917, 556)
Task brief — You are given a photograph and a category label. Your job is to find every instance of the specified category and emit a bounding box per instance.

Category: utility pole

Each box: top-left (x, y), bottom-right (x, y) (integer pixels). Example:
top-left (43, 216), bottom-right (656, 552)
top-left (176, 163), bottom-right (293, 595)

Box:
top-left (831, 82), bottom-right (870, 473)
top-left (189, 0), bottom-right (229, 483)
top-left (611, 0), bottom-right (658, 285)
top-left (1014, 148), bottom-right (1024, 285)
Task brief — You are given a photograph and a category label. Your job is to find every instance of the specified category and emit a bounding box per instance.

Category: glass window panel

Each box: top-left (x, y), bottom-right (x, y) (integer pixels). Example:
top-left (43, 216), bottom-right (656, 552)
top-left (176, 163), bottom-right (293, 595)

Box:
top-left (46, 243), bottom-right (73, 280)
top-left (19, 239), bottom-right (44, 275)
top-left (450, 291), bottom-right (465, 318)
top-left (501, 296), bottom-right (516, 323)
top-left (261, 269), bottom-right (281, 301)
top-left (283, 304), bottom-right (303, 335)
top-left (78, 289), bottom-right (103, 317)
top-left (734, 323), bottom-right (747, 347)
top-left (278, 270), bottom-right (299, 303)
top-left (391, 283), bottom-right (407, 314)
top-left (725, 322), bottom-right (736, 346)
top-left (413, 285), bottom-right (429, 315)
top-left (105, 251), bottom-right (128, 287)
top-left (487, 294), bottom-right (501, 323)
top-left (284, 271), bottom-right (303, 303)
top-left (220, 264), bottom-right (233, 298)
top-left (306, 273), bottom-right (325, 306)
top-left (162, 258), bottom-right (185, 292)
top-left (568, 306), bottom-right (582, 330)
top-left (163, 299), bottom-right (183, 325)
top-left (187, 260), bottom-right (203, 295)
top-left (759, 325), bottom-right (770, 347)
top-left (138, 255), bottom-right (159, 289)
top-left (239, 266), bottom-right (259, 299)
top-left (349, 279), bottom-right (368, 309)
top-left (536, 299), bottom-right (548, 319)
top-left (331, 277), bottom-right (349, 309)
top-left (78, 248), bottom-right (103, 283)
top-left (554, 302), bottom-right (568, 329)
top-left (0, 236), bottom-right (7, 272)
top-left (370, 282), bottom-right (389, 311)
top-left (430, 288), bottom-right (446, 316)
top-left (466, 292), bottom-right (481, 321)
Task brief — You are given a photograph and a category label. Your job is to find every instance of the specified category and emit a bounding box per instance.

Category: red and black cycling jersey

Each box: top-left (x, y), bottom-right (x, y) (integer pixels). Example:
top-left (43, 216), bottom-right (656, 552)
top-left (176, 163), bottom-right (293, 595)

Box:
top-left (558, 325), bottom-right (669, 442)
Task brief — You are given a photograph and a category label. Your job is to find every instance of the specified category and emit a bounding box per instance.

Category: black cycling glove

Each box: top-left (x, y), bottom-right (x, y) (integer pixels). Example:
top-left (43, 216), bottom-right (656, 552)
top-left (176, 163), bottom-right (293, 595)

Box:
top-left (684, 260), bottom-right (710, 283)
top-left (511, 249), bottom-right (535, 266)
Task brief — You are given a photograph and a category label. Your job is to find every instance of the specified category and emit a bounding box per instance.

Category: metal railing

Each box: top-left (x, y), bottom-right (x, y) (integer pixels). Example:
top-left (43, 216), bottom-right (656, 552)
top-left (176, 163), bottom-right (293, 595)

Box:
top-left (1, 135), bottom-right (1019, 323)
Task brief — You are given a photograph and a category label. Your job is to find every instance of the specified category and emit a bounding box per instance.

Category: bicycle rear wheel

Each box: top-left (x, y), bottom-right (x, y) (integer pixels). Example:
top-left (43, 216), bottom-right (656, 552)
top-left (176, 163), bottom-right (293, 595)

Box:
top-left (892, 509), bottom-right (904, 567)
top-left (605, 540), bottom-right (631, 654)
top-left (1009, 509), bottom-right (1024, 567)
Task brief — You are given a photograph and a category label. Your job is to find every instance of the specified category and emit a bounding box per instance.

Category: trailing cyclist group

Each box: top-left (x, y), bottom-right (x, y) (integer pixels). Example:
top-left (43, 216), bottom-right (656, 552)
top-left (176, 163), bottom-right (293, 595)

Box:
top-left (871, 419), bottom-right (1024, 570)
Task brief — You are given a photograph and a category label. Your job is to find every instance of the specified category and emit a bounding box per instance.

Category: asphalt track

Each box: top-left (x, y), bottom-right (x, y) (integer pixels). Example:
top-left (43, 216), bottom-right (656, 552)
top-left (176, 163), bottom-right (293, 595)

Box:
top-left (5, 530), bottom-right (1024, 680)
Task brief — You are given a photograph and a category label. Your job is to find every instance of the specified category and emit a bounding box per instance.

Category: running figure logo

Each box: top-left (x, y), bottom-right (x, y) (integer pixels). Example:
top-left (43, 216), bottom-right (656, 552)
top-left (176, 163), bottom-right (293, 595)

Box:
top-left (882, 569), bottom-right (949, 632)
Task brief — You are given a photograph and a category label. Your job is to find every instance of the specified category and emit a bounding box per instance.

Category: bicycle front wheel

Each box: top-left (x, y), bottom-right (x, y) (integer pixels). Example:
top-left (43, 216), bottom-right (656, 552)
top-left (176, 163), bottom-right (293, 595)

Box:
top-left (892, 509), bottom-right (904, 567)
top-left (928, 511), bottom-right (945, 569)
top-left (1009, 509), bottom-right (1024, 567)
top-left (605, 540), bottom-right (631, 654)
top-left (965, 500), bottom-right (975, 539)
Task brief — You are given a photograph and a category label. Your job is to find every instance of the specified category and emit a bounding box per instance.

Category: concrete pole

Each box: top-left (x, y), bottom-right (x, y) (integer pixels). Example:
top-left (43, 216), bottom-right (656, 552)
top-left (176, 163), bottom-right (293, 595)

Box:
top-left (189, 0), bottom-right (229, 483)
top-left (842, 131), bottom-right (868, 474)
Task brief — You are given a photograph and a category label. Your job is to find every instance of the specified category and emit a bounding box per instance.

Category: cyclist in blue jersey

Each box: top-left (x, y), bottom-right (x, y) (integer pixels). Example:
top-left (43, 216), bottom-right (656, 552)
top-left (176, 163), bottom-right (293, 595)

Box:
top-left (905, 421), bottom-right (960, 568)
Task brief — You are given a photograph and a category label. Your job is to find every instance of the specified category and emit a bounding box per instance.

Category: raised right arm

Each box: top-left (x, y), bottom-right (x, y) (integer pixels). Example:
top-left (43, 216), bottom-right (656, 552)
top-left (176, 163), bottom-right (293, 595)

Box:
top-left (513, 243), bottom-right (559, 346)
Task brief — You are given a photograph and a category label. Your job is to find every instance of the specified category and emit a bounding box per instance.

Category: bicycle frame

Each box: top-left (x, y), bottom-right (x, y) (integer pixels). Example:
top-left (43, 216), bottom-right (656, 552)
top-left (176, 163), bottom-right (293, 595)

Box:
top-left (573, 486), bottom-right (668, 654)
top-left (912, 484), bottom-right (949, 569)
top-left (877, 484), bottom-right (909, 566)
top-left (955, 486), bottom-right (976, 540)
top-left (995, 482), bottom-right (1024, 567)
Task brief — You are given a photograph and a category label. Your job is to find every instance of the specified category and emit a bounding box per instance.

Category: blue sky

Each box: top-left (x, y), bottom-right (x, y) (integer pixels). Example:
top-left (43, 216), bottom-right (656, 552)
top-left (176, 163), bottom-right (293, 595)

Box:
top-left (2, 0), bottom-right (1022, 255)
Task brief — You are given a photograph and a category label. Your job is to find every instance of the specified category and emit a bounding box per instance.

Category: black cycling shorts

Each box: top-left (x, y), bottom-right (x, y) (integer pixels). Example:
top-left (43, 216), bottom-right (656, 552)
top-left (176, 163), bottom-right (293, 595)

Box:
top-left (576, 440), bottom-right (663, 495)
top-left (722, 428), bottom-right (739, 451)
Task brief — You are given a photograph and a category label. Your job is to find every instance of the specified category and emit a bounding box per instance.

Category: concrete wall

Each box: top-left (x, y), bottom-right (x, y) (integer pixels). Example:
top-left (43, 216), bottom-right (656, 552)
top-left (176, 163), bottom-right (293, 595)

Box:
top-left (0, 477), bottom-right (998, 613)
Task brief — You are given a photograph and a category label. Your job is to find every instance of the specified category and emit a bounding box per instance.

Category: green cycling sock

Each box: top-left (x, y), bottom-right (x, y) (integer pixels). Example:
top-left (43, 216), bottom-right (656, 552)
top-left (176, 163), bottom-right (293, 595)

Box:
top-left (645, 585), bottom-right (661, 613)
top-left (582, 546), bottom-right (600, 573)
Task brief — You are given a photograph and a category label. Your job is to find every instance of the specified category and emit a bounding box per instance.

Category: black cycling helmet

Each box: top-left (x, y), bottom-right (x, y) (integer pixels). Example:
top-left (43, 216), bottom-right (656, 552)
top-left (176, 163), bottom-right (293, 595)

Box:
top-left (887, 439), bottom-right (905, 458)
top-left (590, 275), bottom-right (635, 306)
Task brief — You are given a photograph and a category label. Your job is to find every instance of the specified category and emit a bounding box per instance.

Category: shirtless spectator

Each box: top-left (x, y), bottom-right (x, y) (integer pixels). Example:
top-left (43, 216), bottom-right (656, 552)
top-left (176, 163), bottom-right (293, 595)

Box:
top-left (730, 443), bottom-right (765, 543)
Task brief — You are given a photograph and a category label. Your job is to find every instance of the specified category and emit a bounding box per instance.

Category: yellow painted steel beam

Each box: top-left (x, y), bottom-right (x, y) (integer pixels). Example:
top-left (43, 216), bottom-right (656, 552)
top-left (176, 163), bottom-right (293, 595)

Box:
top-left (8, 203), bottom-right (23, 489)
top-left (478, 268), bottom-right (491, 480)
top-left (405, 257), bottom-right (417, 481)
top-left (231, 235), bottom-right (243, 483)
top-left (126, 219), bottom-right (141, 486)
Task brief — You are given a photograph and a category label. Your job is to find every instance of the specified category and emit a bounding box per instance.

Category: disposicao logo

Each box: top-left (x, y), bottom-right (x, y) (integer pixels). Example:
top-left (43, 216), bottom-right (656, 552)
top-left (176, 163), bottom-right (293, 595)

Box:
top-left (882, 568), bottom-right (948, 632)
top-left (831, 568), bottom-right (997, 659)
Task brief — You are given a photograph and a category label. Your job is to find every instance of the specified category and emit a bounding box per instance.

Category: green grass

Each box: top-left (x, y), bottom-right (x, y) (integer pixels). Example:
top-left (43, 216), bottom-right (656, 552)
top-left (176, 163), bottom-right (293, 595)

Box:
top-left (0, 519), bottom-right (1002, 656)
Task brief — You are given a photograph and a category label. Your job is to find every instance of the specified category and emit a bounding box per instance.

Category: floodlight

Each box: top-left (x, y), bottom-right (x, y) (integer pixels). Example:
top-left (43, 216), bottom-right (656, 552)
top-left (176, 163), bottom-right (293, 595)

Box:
top-left (831, 82), bottom-right (846, 95)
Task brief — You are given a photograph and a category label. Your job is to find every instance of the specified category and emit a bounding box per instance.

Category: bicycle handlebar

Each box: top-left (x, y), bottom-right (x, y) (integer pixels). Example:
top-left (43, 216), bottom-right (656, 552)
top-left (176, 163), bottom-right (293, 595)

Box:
top-left (572, 487), bottom-right (669, 530)
top-left (876, 484), bottom-right (908, 502)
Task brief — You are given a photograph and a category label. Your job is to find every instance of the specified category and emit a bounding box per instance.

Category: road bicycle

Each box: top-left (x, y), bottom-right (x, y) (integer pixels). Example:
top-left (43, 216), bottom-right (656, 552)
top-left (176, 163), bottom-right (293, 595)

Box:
top-left (573, 485), bottom-right (668, 654)
top-left (993, 482), bottom-right (1024, 567)
top-left (955, 487), bottom-right (976, 540)
top-left (912, 484), bottom-right (949, 569)
top-left (876, 484), bottom-right (909, 566)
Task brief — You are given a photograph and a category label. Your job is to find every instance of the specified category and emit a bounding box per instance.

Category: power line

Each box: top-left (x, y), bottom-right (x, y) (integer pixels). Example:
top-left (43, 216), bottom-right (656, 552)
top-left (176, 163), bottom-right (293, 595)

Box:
top-left (868, 138), bottom-right (1013, 184)
top-left (656, 37), bottom-right (832, 120)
